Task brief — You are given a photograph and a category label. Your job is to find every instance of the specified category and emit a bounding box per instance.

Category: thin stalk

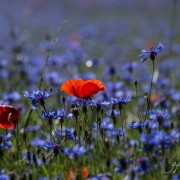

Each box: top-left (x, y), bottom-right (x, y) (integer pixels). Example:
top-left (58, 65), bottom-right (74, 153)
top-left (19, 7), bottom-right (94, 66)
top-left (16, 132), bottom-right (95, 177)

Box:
top-left (35, 109), bottom-right (56, 142)
top-left (135, 81), bottom-right (141, 121)
top-left (145, 60), bottom-right (155, 120)
top-left (38, 20), bottom-right (67, 89)
top-left (14, 129), bottom-right (23, 164)
top-left (41, 105), bottom-right (61, 142)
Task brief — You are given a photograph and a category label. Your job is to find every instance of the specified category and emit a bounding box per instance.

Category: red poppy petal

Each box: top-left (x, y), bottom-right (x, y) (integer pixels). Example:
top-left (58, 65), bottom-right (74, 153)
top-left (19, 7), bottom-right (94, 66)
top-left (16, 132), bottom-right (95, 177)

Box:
top-left (0, 105), bottom-right (20, 129)
top-left (60, 79), bottom-right (105, 99)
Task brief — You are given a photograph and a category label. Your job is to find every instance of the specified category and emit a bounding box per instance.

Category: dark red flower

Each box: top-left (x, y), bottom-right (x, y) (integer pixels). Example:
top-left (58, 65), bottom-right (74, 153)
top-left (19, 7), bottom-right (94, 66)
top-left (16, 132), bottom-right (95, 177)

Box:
top-left (61, 79), bottom-right (106, 99)
top-left (0, 105), bottom-right (20, 129)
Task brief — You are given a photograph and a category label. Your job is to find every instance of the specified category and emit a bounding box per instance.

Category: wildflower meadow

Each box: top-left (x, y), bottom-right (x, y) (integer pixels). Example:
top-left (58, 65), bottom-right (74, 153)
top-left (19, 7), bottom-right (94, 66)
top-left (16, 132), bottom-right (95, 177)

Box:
top-left (0, 0), bottom-right (179, 180)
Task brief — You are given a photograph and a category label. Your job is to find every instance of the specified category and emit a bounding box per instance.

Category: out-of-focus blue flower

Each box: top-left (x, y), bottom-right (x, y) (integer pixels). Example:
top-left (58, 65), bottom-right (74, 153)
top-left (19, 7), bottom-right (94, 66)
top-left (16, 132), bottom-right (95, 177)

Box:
top-left (2, 91), bottom-right (21, 102)
top-left (64, 145), bottom-right (88, 159)
top-left (114, 158), bottom-right (129, 173)
top-left (38, 177), bottom-right (49, 180)
top-left (24, 89), bottom-right (53, 109)
top-left (93, 118), bottom-right (113, 131)
top-left (90, 100), bottom-right (111, 108)
top-left (106, 109), bottom-right (120, 117)
top-left (30, 136), bottom-right (46, 148)
top-left (56, 128), bottom-right (75, 140)
top-left (139, 42), bottom-right (164, 62)
top-left (170, 130), bottom-right (180, 140)
top-left (23, 151), bottom-right (44, 165)
top-left (148, 121), bottom-right (159, 130)
top-left (0, 133), bottom-right (12, 150)
top-left (149, 109), bottom-right (170, 124)
top-left (172, 174), bottom-right (180, 180)
top-left (110, 96), bottom-right (131, 105)
top-left (0, 170), bottom-right (9, 180)
top-left (107, 127), bottom-right (126, 137)
top-left (44, 142), bottom-right (63, 154)
top-left (154, 97), bottom-right (169, 109)
top-left (134, 157), bottom-right (152, 174)
top-left (128, 120), bottom-right (148, 130)
top-left (25, 125), bottom-right (41, 132)
top-left (140, 131), bottom-right (172, 151)
top-left (122, 62), bottom-right (138, 73)
top-left (87, 173), bottom-right (111, 180)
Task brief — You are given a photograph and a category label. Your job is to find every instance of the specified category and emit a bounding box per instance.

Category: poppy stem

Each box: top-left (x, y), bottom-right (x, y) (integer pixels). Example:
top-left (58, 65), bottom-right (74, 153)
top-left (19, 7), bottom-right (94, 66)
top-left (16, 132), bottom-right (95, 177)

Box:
top-left (14, 128), bottom-right (23, 165)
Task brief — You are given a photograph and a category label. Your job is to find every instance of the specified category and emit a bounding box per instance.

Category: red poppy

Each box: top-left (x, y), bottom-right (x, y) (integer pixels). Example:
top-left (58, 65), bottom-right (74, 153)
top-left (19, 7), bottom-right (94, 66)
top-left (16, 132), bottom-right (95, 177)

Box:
top-left (0, 105), bottom-right (20, 129)
top-left (61, 79), bottom-right (106, 99)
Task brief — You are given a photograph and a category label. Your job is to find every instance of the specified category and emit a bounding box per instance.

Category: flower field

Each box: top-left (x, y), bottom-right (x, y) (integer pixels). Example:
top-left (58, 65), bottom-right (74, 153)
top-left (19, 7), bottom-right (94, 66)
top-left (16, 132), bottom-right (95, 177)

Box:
top-left (0, 0), bottom-right (180, 179)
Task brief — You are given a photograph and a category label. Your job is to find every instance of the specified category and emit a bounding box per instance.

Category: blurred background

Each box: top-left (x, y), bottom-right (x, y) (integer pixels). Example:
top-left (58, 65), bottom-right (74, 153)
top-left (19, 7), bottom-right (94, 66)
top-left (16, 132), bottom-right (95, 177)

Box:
top-left (0, 0), bottom-right (179, 99)
top-left (0, 0), bottom-right (179, 45)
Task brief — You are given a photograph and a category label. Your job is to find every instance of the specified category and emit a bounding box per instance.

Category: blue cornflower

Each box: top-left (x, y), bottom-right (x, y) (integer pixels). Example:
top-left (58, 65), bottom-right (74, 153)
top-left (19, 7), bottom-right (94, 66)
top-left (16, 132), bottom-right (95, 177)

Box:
top-left (0, 170), bottom-right (9, 180)
top-left (110, 96), bottom-right (131, 105)
top-left (128, 120), bottom-right (148, 133)
top-left (41, 110), bottom-right (58, 120)
top-left (134, 157), bottom-right (152, 174)
top-left (114, 158), bottom-right (129, 173)
top-left (139, 42), bottom-right (164, 62)
top-left (25, 125), bottom-right (41, 132)
top-left (0, 133), bottom-right (12, 150)
top-left (93, 117), bottom-right (113, 131)
top-left (106, 109), bottom-right (120, 117)
top-left (172, 174), bottom-right (180, 180)
top-left (44, 142), bottom-right (63, 155)
top-left (87, 173), bottom-right (112, 180)
top-left (24, 89), bottom-right (53, 109)
top-left (56, 128), bottom-right (75, 140)
top-left (107, 128), bottom-right (126, 137)
top-left (149, 109), bottom-right (170, 126)
top-left (30, 136), bottom-right (46, 148)
top-left (90, 100), bottom-right (111, 108)
top-left (64, 145), bottom-right (87, 159)
top-left (140, 131), bottom-right (172, 151)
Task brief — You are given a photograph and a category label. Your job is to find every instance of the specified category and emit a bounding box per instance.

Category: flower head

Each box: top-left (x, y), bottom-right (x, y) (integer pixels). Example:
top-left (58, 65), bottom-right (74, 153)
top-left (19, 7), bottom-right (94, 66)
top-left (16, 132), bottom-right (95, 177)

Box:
top-left (64, 145), bottom-right (88, 159)
top-left (139, 42), bottom-right (164, 62)
top-left (135, 157), bottom-right (152, 174)
top-left (24, 89), bottom-right (53, 109)
top-left (0, 133), bottom-right (12, 150)
top-left (60, 79), bottom-right (105, 99)
top-left (128, 120), bottom-right (148, 133)
top-left (0, 105), bottom-right (20, 129)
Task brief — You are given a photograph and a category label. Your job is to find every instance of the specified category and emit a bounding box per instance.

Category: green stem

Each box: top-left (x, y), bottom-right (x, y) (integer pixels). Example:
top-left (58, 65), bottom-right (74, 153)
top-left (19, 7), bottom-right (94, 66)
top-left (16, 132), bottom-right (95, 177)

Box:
top-left (145, 60), bottom-right (155, 120)
top-left (135, 82), bottom-right (141, 121)
top-left (14, 129), bottom-right (23, 165)
top-left (38, 20), bottom-right (67, 89)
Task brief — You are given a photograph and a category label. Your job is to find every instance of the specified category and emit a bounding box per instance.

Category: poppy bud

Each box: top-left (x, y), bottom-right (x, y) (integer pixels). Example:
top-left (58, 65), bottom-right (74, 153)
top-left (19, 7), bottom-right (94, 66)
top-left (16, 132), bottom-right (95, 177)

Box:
top-left (62, 96), bottom-right (66, 103)
top-left (116, 134), bottom-right (120, 144)
top-left (96, 104), bottom-right (101, 112)
top-left (144, 96), bottom-right (149, 103)
top-left (28, 173), bottom-right (33, 180)
top-left (72, 108), bottom-right (79, 118)
top-left (83, 106), bottom-right (87, 113)
top-left (106, 158), bottom-right (111, 168)
top-left (37, 148), bottom-right (41, 154)
top-left (73, 130), bottom-right (77, 140)
top-left (42, 153), bottom-right (46, 164)
top-left (23, 132), bottom-right (27, 142)
top-left (27, 151), bottom-right (31, 162)
top-left (134, 80), bottom-right (138, 86)
top-left (22, 173), bottom-right (27, 180)
top-left (33, 153), bottom-right (38, 166)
